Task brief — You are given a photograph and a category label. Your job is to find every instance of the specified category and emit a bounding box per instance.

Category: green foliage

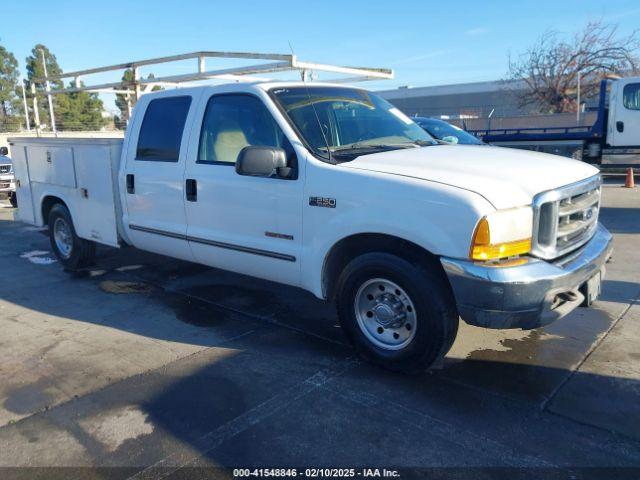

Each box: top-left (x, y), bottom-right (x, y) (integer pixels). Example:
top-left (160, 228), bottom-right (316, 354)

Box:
top-left (56, 82), bottom-right (107, 131)
top-left (0, 42), bottom-right (23, 131)
top-left (26, 44), bottom-right (106, 131)
top-left (25, 44), bottom-right (62, 127)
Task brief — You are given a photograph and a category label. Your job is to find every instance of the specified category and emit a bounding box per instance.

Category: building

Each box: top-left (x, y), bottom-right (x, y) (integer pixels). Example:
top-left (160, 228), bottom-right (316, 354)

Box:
top-left (376, 78), bottom-right (599, 138)
top-left (376, 79), bottom-right (530, 119)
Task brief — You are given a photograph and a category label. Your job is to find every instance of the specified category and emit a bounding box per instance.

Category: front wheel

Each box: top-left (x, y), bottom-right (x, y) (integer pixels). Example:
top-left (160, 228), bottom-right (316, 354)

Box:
top-left (48, 204), bottom-right (96, 270)
top-left (9, 192), bottom-right (17, 208)
top-left (336, 252), bottom-right (459, 374)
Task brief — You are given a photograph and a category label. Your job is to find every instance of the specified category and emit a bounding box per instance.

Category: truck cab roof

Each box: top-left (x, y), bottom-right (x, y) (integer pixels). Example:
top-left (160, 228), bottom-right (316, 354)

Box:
top-left (140, 81), bottom-right (366, 100)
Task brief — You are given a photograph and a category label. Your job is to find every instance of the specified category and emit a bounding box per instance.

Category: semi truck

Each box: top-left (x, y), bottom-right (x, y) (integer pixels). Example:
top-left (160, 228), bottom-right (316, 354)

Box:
top-left (469, 76), bottom-right (640, 166)
top-left (9, 81), bottom-right (612, 373)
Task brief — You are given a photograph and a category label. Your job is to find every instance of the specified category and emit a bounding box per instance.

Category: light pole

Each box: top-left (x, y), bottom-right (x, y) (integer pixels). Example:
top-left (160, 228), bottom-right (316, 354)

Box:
top-left (576, 71), bottom-right (581, 124)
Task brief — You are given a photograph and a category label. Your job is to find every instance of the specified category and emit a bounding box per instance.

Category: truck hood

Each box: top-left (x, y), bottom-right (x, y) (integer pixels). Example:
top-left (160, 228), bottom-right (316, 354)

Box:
top-left (340, 145), bottom-right (599, 209)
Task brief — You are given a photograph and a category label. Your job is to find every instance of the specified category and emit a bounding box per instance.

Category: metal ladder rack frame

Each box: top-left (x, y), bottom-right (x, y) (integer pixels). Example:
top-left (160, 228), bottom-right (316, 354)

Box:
top-left (27, 50), bottom-right (394, 134)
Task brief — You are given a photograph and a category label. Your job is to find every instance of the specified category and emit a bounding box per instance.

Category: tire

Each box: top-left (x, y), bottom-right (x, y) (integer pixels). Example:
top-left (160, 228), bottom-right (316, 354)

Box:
top-left (336, 252), bottom-right (459, 374)
top-left (48, 203), bottom-right (96, 270)
top-left (9, 192), bottom-right (17, 208)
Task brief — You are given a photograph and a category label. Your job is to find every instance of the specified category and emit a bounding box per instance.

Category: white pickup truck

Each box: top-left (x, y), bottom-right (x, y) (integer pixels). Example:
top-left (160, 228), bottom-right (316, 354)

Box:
top-left (0, 147), bottom-right (17, 207)
top-left (10, 82), bottom-right (613, 372)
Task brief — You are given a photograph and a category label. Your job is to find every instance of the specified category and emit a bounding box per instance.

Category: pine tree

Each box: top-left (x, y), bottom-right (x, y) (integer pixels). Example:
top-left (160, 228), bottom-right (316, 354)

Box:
top-left (26, 44), bottom-right (107, 131)
top-left (0, 43), bottom-right (22, 131)
top-left (25, 44), bottom-right (62, 128)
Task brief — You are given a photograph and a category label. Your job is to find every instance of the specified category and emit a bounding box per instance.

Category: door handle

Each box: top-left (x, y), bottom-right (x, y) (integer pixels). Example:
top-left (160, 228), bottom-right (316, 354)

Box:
top-left (186, 179), bottom-right (197, 202)
top-left (126, 174), bottom-right (135, 194)
top-left (617, 121), bottom-right (624, 133)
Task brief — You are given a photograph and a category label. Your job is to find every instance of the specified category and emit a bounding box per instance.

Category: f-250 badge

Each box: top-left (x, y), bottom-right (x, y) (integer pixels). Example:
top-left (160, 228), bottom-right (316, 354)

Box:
top-left (309, 197), bottom-right (336, 208)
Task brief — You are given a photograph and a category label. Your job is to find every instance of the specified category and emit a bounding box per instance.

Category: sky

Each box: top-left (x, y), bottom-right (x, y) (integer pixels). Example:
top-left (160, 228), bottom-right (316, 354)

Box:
top-left (3, 0), bottom-right (640, 113)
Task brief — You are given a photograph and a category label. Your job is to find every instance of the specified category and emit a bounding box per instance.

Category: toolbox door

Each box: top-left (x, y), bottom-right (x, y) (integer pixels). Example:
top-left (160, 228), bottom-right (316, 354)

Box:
top-left (9, 144), bottom-right (36, 224)
top-left (73, 145), bottom-right (120, 247)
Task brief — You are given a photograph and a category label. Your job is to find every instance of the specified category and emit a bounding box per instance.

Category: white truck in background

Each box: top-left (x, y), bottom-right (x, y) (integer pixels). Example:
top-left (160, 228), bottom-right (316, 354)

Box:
top-left (10, 82), bottom-right (613, 372)
top-left (470, 76), bottom-right (640, 166)
top-left (0, 146), bottom-right (17, 207)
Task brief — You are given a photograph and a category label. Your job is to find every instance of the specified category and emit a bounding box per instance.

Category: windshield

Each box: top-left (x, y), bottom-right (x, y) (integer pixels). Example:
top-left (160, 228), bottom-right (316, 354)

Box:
top-left (270, 86), bottom-right (437, 160)
top-left (415, 118), bottom-right (482, 145)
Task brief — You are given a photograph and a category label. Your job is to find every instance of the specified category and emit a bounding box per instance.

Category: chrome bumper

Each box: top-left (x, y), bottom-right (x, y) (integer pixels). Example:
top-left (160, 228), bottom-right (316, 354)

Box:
top-left (0, 175), bottom-right (15, 194)
top-left (441, 223), bottom-right (613, 330)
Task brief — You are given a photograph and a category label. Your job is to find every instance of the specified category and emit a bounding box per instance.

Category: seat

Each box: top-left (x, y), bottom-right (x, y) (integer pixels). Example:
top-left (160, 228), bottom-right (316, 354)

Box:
top-left (212, 120), bottom-right (249, 163)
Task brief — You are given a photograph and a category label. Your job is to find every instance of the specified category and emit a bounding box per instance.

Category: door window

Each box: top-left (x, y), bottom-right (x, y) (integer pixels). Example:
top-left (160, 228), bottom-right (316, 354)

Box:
top-left (198, 94), bottom-right (289, 164)
top-left (136, 96), bottom-right (192, 161)
top-left (623, 83), bottom-right (640, 110)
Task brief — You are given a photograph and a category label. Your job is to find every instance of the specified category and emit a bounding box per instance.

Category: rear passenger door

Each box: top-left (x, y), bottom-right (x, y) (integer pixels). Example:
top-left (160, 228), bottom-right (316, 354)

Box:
top-left (122, 93), bottom-right (198, 261)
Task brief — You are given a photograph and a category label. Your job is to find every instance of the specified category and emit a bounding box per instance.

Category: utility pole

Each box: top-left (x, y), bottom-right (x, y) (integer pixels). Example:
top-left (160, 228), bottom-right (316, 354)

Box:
top-left (40, 48), bottom-right (57, 136)
top-left (20, 76), bottom-right (31, 132)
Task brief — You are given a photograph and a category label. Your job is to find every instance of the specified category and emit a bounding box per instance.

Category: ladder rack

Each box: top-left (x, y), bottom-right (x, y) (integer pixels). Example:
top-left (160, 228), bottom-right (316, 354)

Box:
top-left (27, 50), bottom-right (394, 134)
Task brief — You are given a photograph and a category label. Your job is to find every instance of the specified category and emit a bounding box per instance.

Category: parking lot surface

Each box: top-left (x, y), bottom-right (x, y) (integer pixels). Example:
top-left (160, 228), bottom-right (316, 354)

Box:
top-left (0, 182), bottom-right (639, 478)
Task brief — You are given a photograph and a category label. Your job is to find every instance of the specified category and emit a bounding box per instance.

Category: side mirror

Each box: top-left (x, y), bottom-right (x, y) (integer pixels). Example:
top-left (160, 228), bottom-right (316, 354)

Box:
top-left (0, 147), bottom-right (8, 156)
top-left (236, 146), bottom-right (291, 179)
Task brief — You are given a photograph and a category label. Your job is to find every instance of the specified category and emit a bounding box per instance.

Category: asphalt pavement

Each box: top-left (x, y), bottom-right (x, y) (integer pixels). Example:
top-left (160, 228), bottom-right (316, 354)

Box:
top-left (0, 182), bottom-right (638, 479)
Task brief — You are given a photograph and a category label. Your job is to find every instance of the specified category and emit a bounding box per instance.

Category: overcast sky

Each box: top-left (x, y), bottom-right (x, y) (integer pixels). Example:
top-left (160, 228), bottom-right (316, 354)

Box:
top-left (4, 0), bottom-right (640, 112)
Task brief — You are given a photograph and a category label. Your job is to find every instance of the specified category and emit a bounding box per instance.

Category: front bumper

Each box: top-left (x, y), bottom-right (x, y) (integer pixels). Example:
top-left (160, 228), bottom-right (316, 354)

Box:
top-left (441, 223), bottom-right (613, 330)
top-left (0, 175), bottom-right (15, 196)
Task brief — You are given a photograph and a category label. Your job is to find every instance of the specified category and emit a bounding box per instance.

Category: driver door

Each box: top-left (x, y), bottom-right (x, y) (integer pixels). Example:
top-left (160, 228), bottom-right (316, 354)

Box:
top-left (183, 92), bottom-right (303, 287)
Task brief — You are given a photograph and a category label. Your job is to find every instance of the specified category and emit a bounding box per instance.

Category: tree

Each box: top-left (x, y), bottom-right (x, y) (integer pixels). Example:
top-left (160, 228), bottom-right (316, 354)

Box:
top-left (507, 20), bottom-right (640, 114)
top-left (26, 44), bottom-right (62, 127)
top-left (0, 43), bottom-right (22, 130)
top-left (26, 44), bottom-right (106, 131)
top-left (56, 82), bottom-right (107, 131)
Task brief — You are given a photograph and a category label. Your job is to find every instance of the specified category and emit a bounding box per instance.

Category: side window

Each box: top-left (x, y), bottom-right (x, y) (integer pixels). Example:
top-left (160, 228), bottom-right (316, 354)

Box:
top-left (136, 96), bottom-right (192, 161)
top-left (623, 83), bottom-right (640, 110)
top-left (198, 94), bottom-right (289, 164)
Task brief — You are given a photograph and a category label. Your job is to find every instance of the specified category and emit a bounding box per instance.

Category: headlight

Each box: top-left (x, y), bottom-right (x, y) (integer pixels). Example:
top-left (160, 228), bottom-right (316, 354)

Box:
top-left (470, 206), bottom-right (533, 261)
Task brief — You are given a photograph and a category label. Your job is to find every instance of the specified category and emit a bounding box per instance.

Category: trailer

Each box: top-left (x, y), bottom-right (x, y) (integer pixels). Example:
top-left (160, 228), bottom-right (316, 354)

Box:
top-left (468, 77), bottom-right (640, 167)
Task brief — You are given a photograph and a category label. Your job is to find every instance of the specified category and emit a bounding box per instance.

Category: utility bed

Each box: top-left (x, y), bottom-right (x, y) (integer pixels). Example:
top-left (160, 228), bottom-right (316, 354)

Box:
top-left (9, 137), bottom-right (124, 247)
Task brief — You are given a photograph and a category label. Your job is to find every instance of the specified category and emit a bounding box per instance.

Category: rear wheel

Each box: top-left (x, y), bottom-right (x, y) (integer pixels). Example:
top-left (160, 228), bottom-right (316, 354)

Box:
top-left (336, 252), bottom-right (458, 374)
top-left (48, 204), bottom-right (96, 270)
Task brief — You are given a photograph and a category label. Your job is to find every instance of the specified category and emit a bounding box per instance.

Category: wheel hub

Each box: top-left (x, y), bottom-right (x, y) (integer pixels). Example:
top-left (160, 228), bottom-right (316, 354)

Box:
top-left (53, 217), bottom-right (73, 259)
top-left (372, 294), bottom-right (406, 328)
top-left (354, 278), bottom-right (417, 351)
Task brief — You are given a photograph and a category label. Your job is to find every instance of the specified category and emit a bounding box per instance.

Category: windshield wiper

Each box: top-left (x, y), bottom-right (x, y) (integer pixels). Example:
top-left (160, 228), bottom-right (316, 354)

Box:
top-left (411, 139), bottom-right (437, 146)
top-left (332, 143), bottom-right (419, 153)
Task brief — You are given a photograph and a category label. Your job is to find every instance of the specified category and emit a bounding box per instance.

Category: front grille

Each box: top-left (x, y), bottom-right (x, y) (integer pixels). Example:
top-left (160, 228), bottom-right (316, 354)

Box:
top-left (0, 165), bottom-right (10, 174)
top-left (531, 175), bottom-right (601, 260)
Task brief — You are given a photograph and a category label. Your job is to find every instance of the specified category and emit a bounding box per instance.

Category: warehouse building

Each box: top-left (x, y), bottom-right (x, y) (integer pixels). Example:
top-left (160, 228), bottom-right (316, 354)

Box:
top-left (377, 78), bottom-right (599, 135)
top-left (376, 79), bottom-right (531, 119)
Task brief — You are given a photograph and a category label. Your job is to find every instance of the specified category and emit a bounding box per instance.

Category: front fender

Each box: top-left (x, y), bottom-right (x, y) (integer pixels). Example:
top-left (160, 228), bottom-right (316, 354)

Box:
top-left (301, 163), bottom-right (495, 298)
